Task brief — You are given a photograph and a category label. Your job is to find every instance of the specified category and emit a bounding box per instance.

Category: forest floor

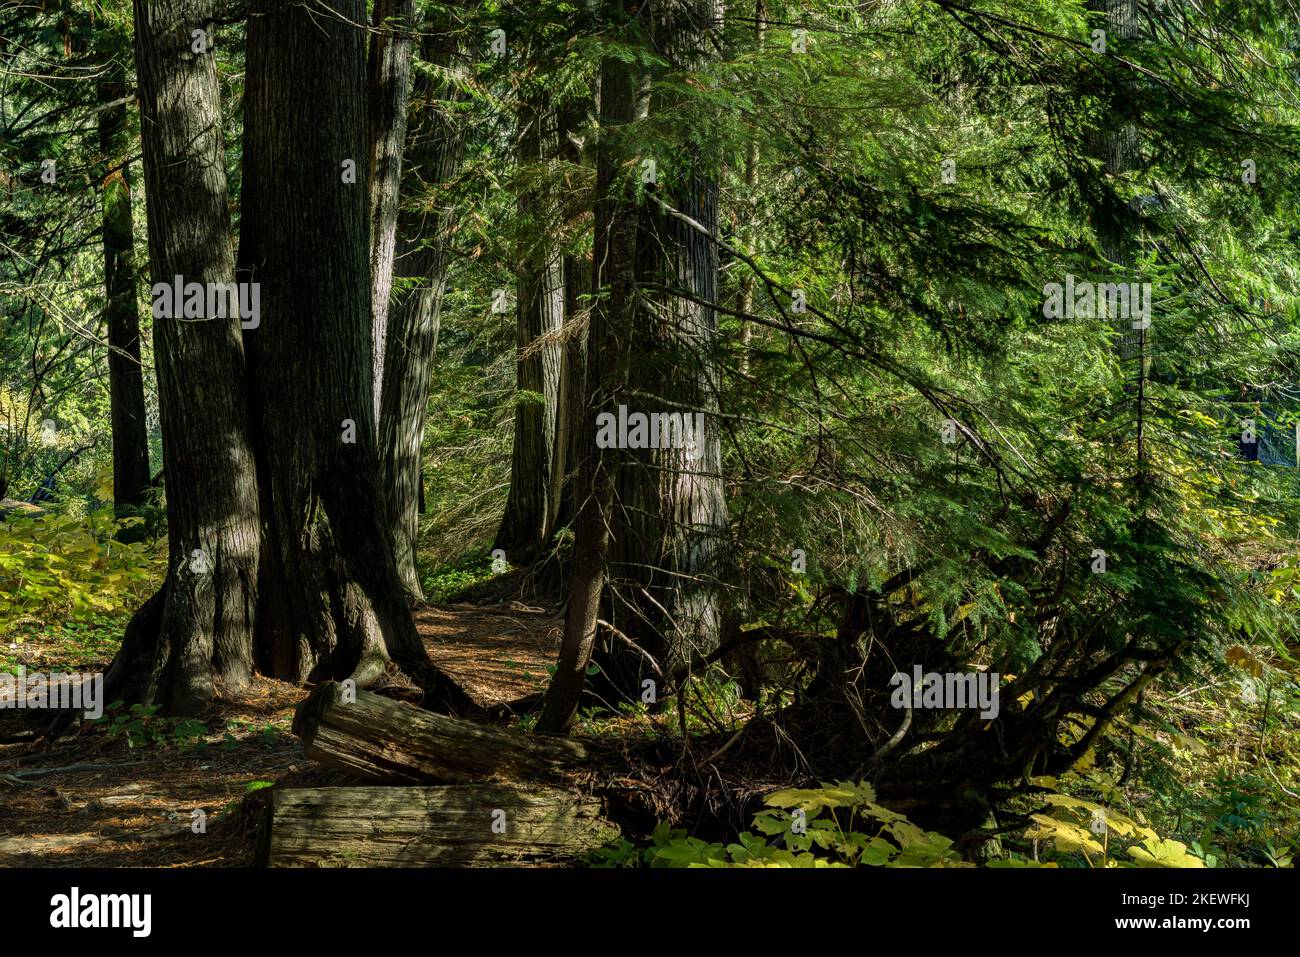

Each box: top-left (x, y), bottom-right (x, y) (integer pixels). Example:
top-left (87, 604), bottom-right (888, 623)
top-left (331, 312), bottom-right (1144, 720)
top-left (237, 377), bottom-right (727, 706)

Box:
top-left (0, 601), bottom-right (562, 867)
top-left (2, 589), bottom-right (1297, 868)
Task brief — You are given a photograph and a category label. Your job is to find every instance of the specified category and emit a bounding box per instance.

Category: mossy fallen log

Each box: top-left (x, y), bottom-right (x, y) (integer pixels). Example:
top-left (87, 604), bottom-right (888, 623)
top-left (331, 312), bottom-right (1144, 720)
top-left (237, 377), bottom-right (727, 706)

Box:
top-left (261, 784), bottom-right (618, 867)
top-left (291, 680), bottom-right (589, 784)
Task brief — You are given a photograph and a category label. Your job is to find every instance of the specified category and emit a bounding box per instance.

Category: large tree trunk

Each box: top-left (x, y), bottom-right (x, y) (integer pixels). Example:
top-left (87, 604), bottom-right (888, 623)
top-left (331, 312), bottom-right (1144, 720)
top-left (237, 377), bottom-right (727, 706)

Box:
top-left (537, 26), bottom-right (647, 734)
top-left (110, 0), bottom-right (261, 714)
top-left (239, 0), bottom-right (427, 687)
top-left (378, 16), bottom-right (467, 600)
top-left (366, 0), bottom-right (416, 427)
top-left (603, 0), bottom-right (729, 694)
top-left (98, 55), bottom-right (150, 514)
top-left (495, 97), bottom-right (568, 562)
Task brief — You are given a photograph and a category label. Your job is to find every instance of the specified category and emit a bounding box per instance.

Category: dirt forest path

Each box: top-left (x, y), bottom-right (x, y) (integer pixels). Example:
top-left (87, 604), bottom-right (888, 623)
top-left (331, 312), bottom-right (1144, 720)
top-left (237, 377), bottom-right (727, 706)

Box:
top-left (416, 603), bottom-right (561, 708)
top-left (0, 603), bottom-right (562, 867)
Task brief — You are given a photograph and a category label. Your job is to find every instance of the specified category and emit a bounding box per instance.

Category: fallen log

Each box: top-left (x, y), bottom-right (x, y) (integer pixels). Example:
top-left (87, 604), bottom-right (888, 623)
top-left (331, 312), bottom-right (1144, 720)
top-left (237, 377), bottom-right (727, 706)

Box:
top-left (261, 785), bottom-right (618, 867)
top-left (292, 680), bottom-right (590, 784)
top-left (0, 498), bottom-right (45, 520)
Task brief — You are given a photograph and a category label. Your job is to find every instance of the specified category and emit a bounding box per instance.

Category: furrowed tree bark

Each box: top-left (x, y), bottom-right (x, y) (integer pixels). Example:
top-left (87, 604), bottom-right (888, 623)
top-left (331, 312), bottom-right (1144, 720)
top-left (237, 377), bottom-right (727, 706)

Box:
top-left (262, 784), bottom-right (618, 866)
top-left (537, 23), bottom-right (646, 734)
top-left (99, 52), bottom-right (150, 515)
top-left (110, 0), bottom-right (260, 714)
top-left (367, 0), bottom-right (416, 427)
top-left (294, 680), bottom-right (586, 782)
top-left (495, 95), bottom-right (566, 562)
top-left (379, 15), bottom-right (467, 600)
top-left (604, 0), bottom-right (729, 694)
top-left (240, 0), bottom-right (429, 687)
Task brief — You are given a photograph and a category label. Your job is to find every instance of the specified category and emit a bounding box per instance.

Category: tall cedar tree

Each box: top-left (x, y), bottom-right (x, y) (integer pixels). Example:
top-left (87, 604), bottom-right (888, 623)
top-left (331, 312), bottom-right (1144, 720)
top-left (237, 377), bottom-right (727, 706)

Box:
top-left (110, 0), bottom-right (261, 714)
top-left (603, 0), bottom-right (729, 693)
top-left (367, 0), bottom-right (416, 427)
top-left (98, 44), bottom-right (150, 513)
top-left (239, 0), bottom-right (431, 687)
top-left (495, 95), bottom-right (567, 562)
top-left (539, 0), bottom-right (647, 732)
top-left (379, 12), bottom-right (468, 599)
